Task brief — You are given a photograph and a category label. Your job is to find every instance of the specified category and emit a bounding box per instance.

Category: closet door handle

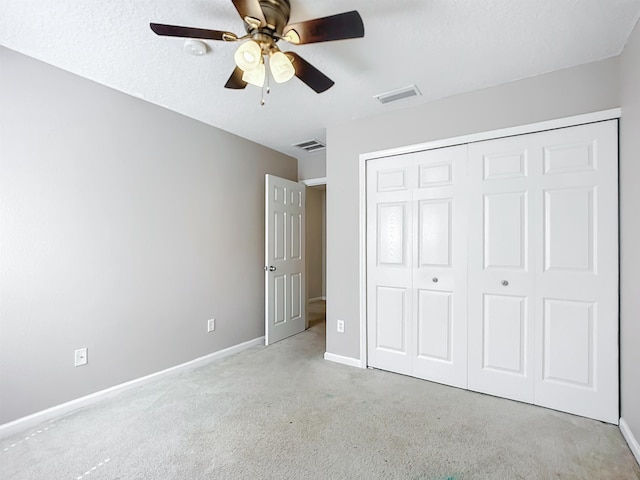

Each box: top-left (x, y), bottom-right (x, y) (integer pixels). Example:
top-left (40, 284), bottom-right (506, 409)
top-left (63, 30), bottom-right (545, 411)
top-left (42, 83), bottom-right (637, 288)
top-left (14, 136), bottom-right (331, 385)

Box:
top-left (432, 277), bottom-right (439, 283)
top-left (502, 280), bottom-right (509, 286)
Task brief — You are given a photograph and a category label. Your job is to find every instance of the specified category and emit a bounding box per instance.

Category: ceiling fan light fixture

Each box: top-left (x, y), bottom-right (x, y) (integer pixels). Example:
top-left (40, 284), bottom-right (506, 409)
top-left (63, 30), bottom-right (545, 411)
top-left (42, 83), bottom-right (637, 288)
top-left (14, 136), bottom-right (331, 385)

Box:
top-left (242, 61), bottom-right (266, 87)
top-left (283, 29), bottom-right (301, 45)
top-left (234, 40), bottom-right (262, 72)
top-left (270, 51), bottom-right (295, 83)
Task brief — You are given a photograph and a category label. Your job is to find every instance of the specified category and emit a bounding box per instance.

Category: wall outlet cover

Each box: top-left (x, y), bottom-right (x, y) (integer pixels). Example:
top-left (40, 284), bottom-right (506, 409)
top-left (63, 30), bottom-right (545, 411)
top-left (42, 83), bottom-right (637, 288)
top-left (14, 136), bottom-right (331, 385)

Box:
top-left (207, 319), bottom-right (215, 332)
top-left (74, 348), bottom-right (88, 367)
top-left (337, 319), bottom-right (345, 333)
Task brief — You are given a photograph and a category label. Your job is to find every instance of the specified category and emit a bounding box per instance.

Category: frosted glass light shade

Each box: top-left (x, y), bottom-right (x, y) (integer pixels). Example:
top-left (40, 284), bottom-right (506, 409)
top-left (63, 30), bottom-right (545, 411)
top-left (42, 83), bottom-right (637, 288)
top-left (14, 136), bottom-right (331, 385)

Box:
top-left (234, 41), bottom-right (262, 72)
top-left (270, 51), bottom-right (295, 83)
top-left (242, 62), bottom-right (266, 87)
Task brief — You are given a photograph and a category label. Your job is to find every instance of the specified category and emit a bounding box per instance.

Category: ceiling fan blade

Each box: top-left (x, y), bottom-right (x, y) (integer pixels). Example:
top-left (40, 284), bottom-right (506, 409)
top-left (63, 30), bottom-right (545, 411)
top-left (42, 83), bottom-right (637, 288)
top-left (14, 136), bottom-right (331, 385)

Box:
top-left (225, 67), bottom-right (248, 89)
top-left (285, 52), bottom-right (334, 93)
top-left (283, 11), bottom-right (364, 45)
top-left (232, 0), bottom-right (267, 27)
top-left (150, 23), bottom-right (238, 41)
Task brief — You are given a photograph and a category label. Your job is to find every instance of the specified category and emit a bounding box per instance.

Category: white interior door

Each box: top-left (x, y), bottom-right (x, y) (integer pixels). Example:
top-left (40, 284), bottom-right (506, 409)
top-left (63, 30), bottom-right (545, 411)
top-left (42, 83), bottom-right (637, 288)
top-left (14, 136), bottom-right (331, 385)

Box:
top-left (412, 146), bottom-right (469, 388)
top-left (367, 146), bottom-right (468, 386)
top-left (265, 174), bottom-right (306, 345)
top-left (532, 121), bottom-right (618, 424)
top-left (366, 158), bottom-right (413, 375)
top-left (467, 134), bottom-right (538, 404)
top-left (467, 121), bottom-right (618, 423)
top-left (365, 119), bottom-right (618, 424)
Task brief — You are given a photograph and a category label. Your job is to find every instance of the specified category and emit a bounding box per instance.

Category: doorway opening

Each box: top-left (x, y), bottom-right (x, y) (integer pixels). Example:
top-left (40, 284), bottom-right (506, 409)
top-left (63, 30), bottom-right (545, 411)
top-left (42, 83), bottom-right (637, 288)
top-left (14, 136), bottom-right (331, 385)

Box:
top-left (305, 182), bottom-right (326, 338)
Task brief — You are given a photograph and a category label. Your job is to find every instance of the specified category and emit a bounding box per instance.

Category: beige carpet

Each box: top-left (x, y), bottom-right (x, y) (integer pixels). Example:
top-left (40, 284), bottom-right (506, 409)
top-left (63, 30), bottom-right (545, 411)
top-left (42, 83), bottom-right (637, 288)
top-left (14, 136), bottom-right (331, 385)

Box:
top-left (2, 303), bottom-right (639, 479)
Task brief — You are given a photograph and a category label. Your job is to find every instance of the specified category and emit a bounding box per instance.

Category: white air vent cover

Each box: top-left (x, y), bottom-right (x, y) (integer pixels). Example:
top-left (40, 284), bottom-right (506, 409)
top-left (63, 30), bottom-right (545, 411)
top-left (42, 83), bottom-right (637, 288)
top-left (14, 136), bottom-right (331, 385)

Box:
top-left (293, 139), bottom-right (326, 153)
top-left (374, 85), bottom-right (422, 104)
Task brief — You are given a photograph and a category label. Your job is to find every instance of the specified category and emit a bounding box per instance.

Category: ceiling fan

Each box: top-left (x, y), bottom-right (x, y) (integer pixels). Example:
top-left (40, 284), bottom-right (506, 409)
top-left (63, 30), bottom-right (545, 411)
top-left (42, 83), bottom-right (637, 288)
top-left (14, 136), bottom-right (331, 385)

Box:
top-left (150, 0), bottom-right (365, 95)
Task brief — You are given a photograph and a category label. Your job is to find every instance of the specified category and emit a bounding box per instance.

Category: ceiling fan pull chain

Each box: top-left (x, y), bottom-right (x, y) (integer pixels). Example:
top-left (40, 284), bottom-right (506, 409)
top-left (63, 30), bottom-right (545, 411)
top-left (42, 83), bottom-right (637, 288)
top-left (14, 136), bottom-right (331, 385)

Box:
top-left (266, 68), bottom-right (271, 95)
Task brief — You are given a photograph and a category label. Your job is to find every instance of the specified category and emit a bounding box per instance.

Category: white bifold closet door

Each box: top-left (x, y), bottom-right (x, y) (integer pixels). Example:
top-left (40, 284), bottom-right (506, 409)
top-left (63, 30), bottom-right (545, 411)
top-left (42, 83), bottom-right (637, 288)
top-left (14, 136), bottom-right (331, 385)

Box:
top-left (366, 145), bottom-right (469, 388)
top-left (467, 121), bottom-right (619, 423)
top-left (366, 120), bottom-right (618, 424)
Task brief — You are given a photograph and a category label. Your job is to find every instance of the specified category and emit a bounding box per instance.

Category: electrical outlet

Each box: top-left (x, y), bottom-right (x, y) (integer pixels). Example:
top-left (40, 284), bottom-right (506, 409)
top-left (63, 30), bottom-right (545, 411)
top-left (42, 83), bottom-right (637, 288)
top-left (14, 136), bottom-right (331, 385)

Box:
top-left (74, 348), bottom-right (88, 367)
top-left (337, 319), bottom-right (345, 333)
top-left (207, 319), bottom-right (215, 332)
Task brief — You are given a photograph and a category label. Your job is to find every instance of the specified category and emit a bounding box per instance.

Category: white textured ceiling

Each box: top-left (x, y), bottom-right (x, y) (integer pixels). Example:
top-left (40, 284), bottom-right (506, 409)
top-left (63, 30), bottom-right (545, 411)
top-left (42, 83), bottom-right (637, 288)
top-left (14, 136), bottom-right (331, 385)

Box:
top-left (1, 1), bottom-right (639, 162)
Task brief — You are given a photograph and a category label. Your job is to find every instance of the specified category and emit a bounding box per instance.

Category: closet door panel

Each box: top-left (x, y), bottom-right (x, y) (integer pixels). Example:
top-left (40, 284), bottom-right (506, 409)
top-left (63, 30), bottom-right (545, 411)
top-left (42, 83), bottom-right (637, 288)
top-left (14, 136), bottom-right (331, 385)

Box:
top-left (367, 159), bottom-right (415, 376)
top-left (543, 187), bottom-right (595, 272)
top-left (418, 199), bottom-right (452, 267)
top-left (366, 120), bottom-right (618, 424)
top-left (375, 286), bottom-right (410, 353)
top-left (468, 120), bottom-right (618, 422)
top-left (412, 146), bottom-right (468, 388)
top-left (483, 192), bottom-right (529, 270)
top-left (533, 121), bottom-right (618, 424)
top-left (417, 289), bottom-right (453, 361)
top-left (542, 299), bottom-right (594, 386)
top-left (467, 136), bottom-right (537, 404)
top-left (482, 294), bottom-right (528, 375)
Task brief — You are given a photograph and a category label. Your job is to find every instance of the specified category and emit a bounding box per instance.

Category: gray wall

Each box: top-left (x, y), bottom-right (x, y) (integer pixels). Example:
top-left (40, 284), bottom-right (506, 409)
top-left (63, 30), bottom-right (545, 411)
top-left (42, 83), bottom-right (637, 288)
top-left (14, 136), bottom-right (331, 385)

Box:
top-left (325, 56), bottom-right (620, 360)
top-left (0, 47), bottom-right (297, 424)
top-left (620, 19), bottom-right (640, 444)
top-left (305, 187), bottom-right (325, 301)
top-left (297, 151), bottom-right (326, 181)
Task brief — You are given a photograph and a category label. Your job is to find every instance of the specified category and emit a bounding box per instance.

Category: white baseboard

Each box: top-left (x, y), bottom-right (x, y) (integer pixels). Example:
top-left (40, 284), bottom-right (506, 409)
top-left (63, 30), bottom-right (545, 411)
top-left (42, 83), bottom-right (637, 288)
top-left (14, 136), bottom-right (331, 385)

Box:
top-left (324, 352), bottom-right (365, 369)
top-left (620, 417), bottom-right (640, 466)
top-left (308, 297), bottom-right (326, 304)
top-left (0, 337), bottom-right (265, 439)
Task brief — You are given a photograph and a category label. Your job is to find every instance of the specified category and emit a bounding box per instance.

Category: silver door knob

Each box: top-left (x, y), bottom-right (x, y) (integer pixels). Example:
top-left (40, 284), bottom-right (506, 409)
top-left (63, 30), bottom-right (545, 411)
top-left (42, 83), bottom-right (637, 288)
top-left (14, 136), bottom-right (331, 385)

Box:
top-left (502, 280), bottom-right (509, 286)
top-left (267, 266), bottom-right (276, 272)
top-left (432, 277), bottom-right (439, 283)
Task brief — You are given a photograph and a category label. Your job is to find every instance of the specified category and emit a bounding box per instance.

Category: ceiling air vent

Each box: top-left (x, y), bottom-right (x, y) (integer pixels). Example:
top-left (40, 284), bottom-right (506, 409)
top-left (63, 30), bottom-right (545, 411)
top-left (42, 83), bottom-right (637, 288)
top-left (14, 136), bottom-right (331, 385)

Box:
top-left (293, 139), bottom-right (326, 153)
top-left (374, 85), bottom-right (422, 105)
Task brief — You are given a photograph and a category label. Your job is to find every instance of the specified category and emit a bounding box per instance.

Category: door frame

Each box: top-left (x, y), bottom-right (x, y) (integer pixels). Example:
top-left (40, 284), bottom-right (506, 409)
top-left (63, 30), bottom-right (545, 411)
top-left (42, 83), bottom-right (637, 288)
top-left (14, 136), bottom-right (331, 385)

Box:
top-left (302, 177), bottom-right (327, 187)
top-left (357, 108), bottom-right (622, 369)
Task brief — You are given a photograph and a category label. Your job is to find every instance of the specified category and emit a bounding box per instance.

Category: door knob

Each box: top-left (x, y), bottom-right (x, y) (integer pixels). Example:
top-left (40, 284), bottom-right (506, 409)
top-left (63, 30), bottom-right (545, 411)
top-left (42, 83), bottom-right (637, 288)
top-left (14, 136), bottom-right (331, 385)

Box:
top-left (264, 266), bottom-right (276, 272)
top-left (502, 280), bottom-right (509, 286)
top-left (432, 277), bottom-right (439, 283)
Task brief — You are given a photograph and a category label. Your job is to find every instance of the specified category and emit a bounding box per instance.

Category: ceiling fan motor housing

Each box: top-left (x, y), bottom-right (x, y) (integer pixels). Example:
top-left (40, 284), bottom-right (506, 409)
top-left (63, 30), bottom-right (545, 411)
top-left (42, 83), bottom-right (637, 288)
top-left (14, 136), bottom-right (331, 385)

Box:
top-left (255, 0), bottom-right (291, 34)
